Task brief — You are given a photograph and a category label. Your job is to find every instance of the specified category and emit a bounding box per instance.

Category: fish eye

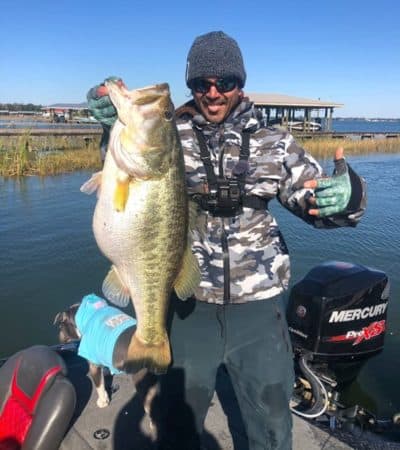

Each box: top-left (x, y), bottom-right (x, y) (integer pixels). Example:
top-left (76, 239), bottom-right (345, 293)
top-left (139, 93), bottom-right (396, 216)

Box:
top-left (164, 110), bottom-right (173, 122)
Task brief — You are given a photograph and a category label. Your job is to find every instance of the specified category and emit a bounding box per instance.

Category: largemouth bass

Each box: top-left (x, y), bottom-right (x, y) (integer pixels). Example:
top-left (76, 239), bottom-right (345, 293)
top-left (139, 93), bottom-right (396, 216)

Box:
top-left (81, 81), bottom-right (200, 374)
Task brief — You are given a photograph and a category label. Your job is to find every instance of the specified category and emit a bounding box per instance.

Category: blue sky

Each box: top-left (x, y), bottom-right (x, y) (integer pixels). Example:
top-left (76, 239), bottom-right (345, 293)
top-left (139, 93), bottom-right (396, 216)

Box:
top-left (1, 0), bottom-right (399, 117)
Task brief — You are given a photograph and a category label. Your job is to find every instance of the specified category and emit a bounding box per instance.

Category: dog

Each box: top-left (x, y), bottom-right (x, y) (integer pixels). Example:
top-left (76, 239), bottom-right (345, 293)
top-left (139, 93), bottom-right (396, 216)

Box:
top-left (54, 294), bottom-right (158, 416)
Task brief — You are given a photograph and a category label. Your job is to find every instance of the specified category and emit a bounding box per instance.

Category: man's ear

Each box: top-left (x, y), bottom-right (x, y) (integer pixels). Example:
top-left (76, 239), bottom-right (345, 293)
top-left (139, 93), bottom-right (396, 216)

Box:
top-left (238, 90), bottom-right (244, 100)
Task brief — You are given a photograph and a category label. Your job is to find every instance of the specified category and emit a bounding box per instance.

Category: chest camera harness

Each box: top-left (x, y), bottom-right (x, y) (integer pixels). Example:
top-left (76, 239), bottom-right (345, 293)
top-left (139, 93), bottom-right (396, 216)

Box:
top-left (192, 127), bottom-right (268, 217)
top-left (191, 127), bottom-right (268, 301)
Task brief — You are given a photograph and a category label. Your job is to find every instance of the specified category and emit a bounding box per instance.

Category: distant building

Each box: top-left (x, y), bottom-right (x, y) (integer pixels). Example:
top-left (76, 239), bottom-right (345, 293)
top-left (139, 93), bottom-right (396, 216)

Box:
top-left (40, 93), bottom-right (343, 131)
top-left (246, 92), bottom-right (343, 132)
top-left (41, 103), bottom-right (89, 121)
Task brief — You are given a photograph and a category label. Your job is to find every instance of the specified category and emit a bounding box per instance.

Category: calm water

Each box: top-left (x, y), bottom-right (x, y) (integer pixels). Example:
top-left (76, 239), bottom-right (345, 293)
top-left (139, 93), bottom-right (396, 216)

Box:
top-left (332, 119), bottom-right (400, 133)
top-left (1, 118), bottom-right (400, 132)
top-left (0, 153), bottom-right (399, 419)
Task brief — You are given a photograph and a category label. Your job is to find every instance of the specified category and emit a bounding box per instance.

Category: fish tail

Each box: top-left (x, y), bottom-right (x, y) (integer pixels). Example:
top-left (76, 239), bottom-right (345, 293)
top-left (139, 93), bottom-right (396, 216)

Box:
top-left (125, 333), bottom-right (171, 375)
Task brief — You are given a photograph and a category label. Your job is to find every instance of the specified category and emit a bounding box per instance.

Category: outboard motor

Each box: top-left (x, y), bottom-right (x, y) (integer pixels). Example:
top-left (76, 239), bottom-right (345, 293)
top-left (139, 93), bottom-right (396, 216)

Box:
top-left (286, 261), bottom-right (393, 430)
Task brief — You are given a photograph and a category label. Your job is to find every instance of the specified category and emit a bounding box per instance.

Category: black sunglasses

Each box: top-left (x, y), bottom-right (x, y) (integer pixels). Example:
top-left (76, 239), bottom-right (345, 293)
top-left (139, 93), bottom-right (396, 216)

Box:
top-left (190, 76), bottom-right (239, 94)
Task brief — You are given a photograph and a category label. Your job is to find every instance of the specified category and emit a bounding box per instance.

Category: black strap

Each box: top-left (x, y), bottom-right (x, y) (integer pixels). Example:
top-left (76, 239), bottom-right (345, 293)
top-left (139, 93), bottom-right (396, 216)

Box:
top-left (193, 127), bottom-right (268, 210)
top-left (194, 126), bottom-right (251, 181)
top-left (190, 193), bottom-right (268, 212)
top-left (220, 228), bottom-right (230, 302)
top-left (194, 127), bottom-right (218, 189)
top-left (239, 130), bottom-right (250, 163)
top-left (192, 127), bottom-right (258, 303)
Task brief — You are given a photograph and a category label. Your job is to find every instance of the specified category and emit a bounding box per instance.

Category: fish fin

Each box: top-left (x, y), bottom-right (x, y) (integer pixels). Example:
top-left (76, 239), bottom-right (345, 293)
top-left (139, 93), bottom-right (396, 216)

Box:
top-left (124, 332), bottom-right (171, 375)
top-left (113, 174), bottom-right (130, 212)
top-left (80, 171), bottom-right (102, 195)
top-left (102, 265), bottom-right (130, 307)
top-left (173, 244), bottom-right (201, 301)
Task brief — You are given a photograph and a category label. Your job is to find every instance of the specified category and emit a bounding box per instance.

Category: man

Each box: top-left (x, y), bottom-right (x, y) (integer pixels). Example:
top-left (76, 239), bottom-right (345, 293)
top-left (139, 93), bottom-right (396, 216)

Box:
top-left (87, 31), bottom-right (366, 450)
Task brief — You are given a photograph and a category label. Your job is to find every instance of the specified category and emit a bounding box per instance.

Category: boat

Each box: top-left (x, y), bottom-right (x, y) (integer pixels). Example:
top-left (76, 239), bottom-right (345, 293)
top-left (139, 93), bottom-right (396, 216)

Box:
top-left (1, 261), bottom-right (399, 449)
top-left (72, 116), bottom-right (98, 124)
top-left (287, 121), bottom-right (322, 132)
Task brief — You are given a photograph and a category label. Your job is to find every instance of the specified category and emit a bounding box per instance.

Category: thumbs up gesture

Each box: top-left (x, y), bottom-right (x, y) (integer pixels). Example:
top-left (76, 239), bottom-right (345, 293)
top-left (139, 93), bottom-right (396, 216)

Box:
top-left (304, 147), bottom-right (351, 217)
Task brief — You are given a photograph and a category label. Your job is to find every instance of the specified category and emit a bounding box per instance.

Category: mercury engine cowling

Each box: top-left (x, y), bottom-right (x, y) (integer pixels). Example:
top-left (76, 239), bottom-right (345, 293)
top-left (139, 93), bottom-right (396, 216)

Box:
top-left (286, 261), bottom-right (393, 429)
top-left (287, 260), bottom-right (389, 362)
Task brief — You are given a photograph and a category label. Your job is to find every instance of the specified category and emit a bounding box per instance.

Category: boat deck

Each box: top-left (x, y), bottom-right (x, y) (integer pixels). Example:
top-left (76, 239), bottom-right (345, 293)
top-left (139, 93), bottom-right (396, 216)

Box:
top-left (58, 351), bottom-right (399, 450)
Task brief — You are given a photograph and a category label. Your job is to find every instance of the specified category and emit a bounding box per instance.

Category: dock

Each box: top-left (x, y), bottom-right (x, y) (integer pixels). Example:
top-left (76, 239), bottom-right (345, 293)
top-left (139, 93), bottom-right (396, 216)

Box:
top-left (0, 127), bottom-right (102, 137)
top-left (1, 127), bottom-right (399, 140)
top-left (294, 131), bottom-right (400, 140)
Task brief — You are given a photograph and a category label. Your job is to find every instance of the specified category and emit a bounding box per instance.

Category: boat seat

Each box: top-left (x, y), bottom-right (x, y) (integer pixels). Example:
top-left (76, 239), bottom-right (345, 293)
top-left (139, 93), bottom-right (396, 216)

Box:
top-left (0, 345), bottom-right (76, 450)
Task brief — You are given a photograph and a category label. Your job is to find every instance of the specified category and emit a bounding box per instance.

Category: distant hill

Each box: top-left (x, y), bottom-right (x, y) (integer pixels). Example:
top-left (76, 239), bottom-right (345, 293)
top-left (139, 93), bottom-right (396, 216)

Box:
top-left (44, 102), bottom-right (88, 109)
top-left (0, 102), bottom-right (42, 112)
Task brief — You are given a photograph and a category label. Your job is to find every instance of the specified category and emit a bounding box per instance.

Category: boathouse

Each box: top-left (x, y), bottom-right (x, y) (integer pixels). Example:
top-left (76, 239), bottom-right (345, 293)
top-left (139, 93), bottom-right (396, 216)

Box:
top-left (246, 92), bottom-right (343, 132)
top-left (41, 103), bottom-right (89, 122)
top-left (40, 93), bottom-right (343, 131)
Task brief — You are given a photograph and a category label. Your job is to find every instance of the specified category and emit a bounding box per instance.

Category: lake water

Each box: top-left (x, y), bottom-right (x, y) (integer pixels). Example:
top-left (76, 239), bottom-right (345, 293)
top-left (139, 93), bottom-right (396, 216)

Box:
top-left (1, 118), bottom-right (400, 133)
top-left (0, 152), bottom-right (399, 421)
top-left (332, 118), bottom-right (400, 133)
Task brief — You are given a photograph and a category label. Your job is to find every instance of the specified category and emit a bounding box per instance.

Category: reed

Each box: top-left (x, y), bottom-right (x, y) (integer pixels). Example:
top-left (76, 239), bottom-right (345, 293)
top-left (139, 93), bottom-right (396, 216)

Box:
top-left (35, 147), bottom-right (102, 176)
top-left (298, 136), bottom-right (400, 159)
top-left (0, 133), bottom-right (399, 177)
top-left (0, 135), bottom-right (102, 176)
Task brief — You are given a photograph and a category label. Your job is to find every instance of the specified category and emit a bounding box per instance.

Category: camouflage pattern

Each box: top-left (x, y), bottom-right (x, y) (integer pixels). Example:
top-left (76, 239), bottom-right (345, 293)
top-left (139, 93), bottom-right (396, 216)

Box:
top-left (177, 99), bottom-right (362, 304)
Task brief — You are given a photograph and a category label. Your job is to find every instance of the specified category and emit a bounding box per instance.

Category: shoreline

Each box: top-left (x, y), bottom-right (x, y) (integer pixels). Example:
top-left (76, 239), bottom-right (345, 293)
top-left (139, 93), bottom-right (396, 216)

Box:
top-left (1, 128), bottom-right (400, 177)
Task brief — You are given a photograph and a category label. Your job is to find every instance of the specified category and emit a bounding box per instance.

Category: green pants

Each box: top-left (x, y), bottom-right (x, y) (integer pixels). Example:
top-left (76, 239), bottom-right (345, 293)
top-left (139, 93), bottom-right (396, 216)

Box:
top-left (155, 295), bottom-right (295, 450)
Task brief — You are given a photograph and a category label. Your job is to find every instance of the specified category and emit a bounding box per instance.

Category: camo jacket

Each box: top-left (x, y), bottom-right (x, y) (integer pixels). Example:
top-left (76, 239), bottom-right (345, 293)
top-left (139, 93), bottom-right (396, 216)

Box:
top-left (176, 100), bottom-right (364, 305)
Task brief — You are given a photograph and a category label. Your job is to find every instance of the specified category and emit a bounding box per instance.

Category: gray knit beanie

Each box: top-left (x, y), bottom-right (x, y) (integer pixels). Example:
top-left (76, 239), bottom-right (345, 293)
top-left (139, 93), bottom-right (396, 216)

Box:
top-left (186, 31), bottom-right (246, 88)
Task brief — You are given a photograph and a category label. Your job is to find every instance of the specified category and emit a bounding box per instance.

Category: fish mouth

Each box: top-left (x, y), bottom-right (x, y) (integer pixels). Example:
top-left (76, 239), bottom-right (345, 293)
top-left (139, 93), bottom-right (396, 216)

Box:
top-left (133, 84), bottom-right (171, 111)
top-left (105, 81), bottom-right (172, 118)
top-left (135, 83), bottom-right (170, 95)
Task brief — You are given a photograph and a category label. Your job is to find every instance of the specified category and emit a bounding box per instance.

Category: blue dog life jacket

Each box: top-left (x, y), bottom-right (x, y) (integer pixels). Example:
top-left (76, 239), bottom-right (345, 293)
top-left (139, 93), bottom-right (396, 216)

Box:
top-left (76, 294), bottom-right (136, 374)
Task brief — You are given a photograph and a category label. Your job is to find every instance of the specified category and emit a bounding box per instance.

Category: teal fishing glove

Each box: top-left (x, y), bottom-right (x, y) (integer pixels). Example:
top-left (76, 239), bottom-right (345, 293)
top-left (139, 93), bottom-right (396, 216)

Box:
top-left (86, 76), bottom-right (122, 127)
top-left (304, 147), bottom-right (351, 217)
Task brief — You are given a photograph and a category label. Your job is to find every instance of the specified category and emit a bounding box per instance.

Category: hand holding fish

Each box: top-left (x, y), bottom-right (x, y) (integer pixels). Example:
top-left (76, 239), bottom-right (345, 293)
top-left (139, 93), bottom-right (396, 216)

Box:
top-left (304, 147), bottom-right (351, 217)
top-left (87, 76), bottom-right (124, 127)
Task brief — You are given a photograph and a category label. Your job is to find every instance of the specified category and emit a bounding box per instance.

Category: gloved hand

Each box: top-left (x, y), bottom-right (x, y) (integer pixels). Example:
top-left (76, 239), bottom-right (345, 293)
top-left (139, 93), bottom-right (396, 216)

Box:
top-left (86, 76), bottom-right (124, 127)
top-left (304, 147), bottom-right (351, 217)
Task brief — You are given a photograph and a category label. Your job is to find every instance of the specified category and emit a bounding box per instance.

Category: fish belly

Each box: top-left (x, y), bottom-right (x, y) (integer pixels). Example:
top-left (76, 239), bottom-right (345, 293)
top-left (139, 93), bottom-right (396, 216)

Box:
top-left (93, 153), bottom-right (187, 372)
